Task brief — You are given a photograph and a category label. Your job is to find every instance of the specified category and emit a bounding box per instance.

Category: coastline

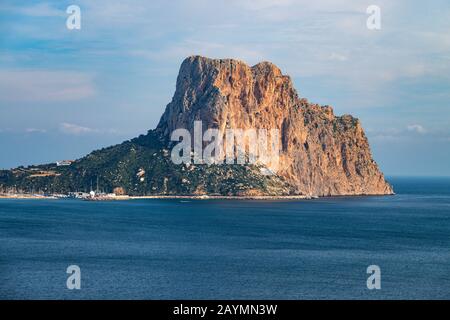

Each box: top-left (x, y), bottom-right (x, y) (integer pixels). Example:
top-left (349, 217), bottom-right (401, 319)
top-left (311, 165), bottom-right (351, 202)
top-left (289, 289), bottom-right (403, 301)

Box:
top-left (0, 193), bottom-right (312, 201)
top-left (129, 195), bottom-right (313, 200)
top-left (0, 193), bottom-right (396, 201)
top-left (65, 195), bottom-right (314, 201)
top-left (0, 194), bottom-right (58, 200)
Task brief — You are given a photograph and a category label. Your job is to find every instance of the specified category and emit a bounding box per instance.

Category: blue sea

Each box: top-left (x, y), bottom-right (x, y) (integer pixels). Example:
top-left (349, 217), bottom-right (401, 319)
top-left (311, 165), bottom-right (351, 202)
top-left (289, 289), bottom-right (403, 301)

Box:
top-left (1, 177), bottom-right (449, 300)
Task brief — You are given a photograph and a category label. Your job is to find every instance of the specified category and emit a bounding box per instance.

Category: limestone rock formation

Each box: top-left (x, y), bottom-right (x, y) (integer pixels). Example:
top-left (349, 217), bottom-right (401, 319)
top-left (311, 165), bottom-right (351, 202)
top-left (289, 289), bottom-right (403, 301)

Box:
top-left (0, 56), bottom-right (393, 197)
top-left (157, 56), bottom-right (393, 196)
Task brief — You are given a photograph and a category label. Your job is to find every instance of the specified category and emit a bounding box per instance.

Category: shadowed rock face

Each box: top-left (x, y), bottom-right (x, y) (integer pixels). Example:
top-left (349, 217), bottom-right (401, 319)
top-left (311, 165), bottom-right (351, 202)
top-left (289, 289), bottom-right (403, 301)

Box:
top-left (157, 56), bottom-right (393, 196)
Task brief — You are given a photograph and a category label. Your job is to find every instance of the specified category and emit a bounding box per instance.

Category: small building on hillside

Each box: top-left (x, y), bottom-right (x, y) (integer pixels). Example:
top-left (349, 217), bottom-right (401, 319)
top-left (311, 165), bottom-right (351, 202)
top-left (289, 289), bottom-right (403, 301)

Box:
top-left (56, 160), bottom-right (74, 167)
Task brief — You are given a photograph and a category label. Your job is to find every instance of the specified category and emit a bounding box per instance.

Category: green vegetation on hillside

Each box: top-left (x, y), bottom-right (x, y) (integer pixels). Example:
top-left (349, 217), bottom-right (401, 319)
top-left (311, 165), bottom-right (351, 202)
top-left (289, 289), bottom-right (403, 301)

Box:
top-left (0, 131), bottom-right (293, 196)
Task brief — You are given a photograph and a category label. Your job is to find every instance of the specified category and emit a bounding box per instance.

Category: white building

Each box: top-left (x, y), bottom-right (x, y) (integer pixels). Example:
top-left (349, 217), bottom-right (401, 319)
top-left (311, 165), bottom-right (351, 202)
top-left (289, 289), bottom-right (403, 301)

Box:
top-left (56, 160), bottom-right (73, 167)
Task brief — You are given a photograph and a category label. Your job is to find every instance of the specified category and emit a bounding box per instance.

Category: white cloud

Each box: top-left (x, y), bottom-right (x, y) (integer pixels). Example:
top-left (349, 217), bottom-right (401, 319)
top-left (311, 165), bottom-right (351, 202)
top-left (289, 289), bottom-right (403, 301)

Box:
top-left (370, 134), bottom-right (402, 142)
top-left (235, 0), bottom-right (295, 11)
top-left (0, 70), bottom-right (96, 103)
top-left (58, 123), bottom-right (119, 135)
top-left (17, 3), bottom-right (64, 17)
top-left (368, 125), bottom-right (434, 141)
top-left (407, 124), bottom-right (427, 134)
top-left (328, 52), bottom-right (348, 62)
top-left (130, 40), bottom-right (266, 65)
top-left (0, 3), bottom-right (64, 17)
top-left (25, 128), bottom-right (47, 133)
top-left (59, 123), bottom-right (96, 135)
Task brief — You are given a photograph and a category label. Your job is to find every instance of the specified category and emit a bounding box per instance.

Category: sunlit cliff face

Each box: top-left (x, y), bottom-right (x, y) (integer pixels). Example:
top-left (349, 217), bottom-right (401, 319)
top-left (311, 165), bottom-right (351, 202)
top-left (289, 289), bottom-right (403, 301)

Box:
top-left (157, 56), bottom-right (393, 196)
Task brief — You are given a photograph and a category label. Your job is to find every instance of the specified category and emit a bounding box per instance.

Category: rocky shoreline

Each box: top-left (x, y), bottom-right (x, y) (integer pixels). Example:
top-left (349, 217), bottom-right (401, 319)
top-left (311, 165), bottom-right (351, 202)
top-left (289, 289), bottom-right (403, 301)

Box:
top-left (0, 193), bottom-right (312, 201)
top-left (129, 195), bottom-right (313, 200)
top-left (0, 194), bottom-right (58, 200)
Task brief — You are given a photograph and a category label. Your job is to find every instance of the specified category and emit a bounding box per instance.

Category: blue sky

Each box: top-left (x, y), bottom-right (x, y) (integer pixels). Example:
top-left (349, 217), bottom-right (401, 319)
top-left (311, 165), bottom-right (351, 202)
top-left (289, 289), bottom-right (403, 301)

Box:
top-left (0, 0), bottom-right (449, 176)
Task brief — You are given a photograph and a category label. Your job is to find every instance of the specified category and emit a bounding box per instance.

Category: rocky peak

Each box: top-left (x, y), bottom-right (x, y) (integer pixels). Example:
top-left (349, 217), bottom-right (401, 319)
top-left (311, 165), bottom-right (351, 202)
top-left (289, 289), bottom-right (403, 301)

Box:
top-left (157, 55), bottom-right (298, 136)
top-left (156, 56), bottom-right (393, 196)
